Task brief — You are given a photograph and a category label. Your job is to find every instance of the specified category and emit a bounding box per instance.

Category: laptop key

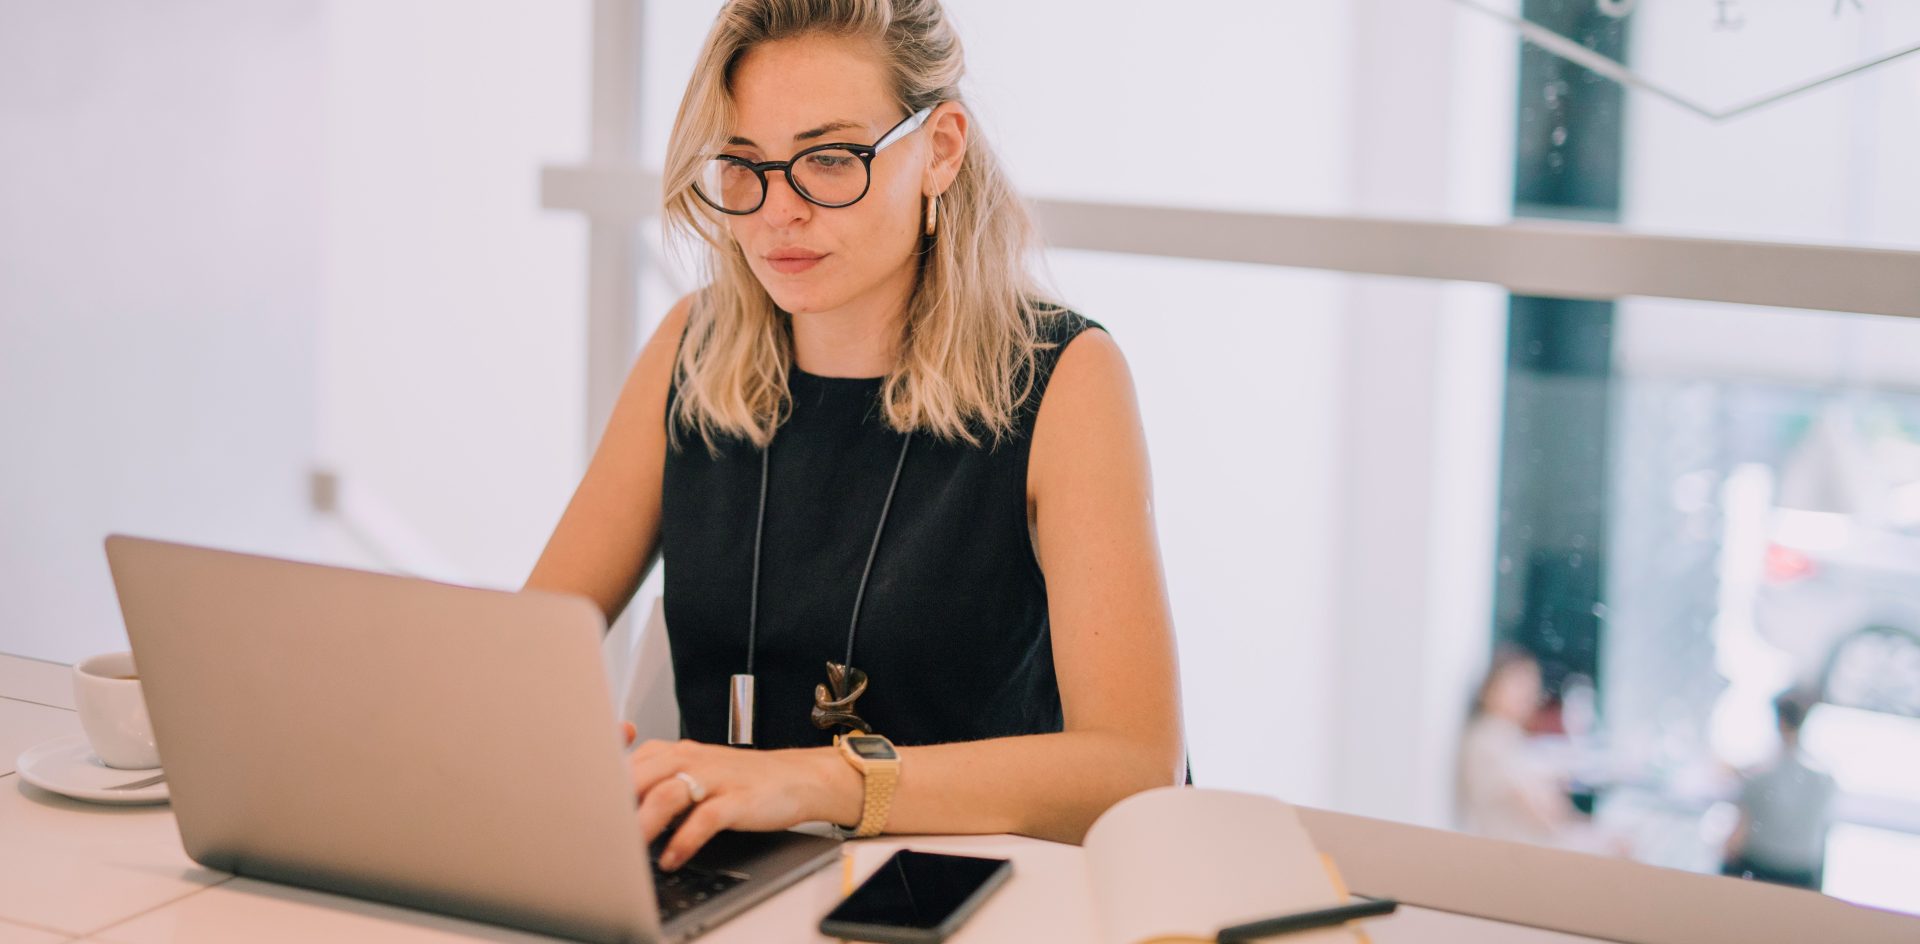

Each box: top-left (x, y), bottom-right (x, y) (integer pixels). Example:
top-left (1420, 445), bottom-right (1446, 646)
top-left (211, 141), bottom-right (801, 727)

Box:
top-left (652, 860), bottom-right (748, 922)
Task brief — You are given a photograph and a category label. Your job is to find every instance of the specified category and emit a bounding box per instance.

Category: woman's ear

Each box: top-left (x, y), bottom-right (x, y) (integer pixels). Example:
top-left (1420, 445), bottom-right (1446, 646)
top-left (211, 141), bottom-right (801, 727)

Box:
top-left (923, 101), bottom-right (969, 196)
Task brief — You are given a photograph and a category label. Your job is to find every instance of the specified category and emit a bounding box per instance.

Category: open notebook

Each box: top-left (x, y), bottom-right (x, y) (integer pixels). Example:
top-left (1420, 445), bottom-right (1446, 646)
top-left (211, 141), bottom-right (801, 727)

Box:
top-left (1083, 787), bottom-right (1361, 944)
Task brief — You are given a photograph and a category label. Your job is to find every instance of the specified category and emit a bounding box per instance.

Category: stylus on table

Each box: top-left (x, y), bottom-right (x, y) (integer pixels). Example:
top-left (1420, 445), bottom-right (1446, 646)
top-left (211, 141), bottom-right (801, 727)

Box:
top-left (1215, 897), bottom-right (1398, 942)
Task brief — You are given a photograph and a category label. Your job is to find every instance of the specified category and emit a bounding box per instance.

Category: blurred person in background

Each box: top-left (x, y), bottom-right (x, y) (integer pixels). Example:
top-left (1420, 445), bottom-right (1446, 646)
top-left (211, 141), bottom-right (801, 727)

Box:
top-left (1721, 689), bottom-right (1836, 891)
top-left (1458, 645), bottom-right (1602, 849)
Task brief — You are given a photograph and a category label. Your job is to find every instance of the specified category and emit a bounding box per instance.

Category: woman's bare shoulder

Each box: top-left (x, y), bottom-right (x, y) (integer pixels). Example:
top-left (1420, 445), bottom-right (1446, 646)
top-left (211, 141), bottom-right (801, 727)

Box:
top-left (1027, 323), bottom-right (1144, 501)
top-left (1038, 325), bottom-right (1134, 431)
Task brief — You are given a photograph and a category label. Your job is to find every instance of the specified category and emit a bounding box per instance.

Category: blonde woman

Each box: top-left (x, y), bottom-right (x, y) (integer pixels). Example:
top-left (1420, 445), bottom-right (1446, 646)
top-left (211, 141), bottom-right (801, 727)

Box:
top-left (525, 0), bottom-right (1183, 872)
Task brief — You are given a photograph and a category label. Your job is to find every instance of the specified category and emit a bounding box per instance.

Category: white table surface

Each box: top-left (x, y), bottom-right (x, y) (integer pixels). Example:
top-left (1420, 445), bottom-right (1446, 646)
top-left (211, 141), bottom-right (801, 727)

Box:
top-left (1, 653), bottom-right (1609, 944)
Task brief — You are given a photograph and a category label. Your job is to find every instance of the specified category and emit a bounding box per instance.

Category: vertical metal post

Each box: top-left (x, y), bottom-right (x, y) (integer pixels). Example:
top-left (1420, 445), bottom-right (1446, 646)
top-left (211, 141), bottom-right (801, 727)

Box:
top-left (585, 0), bottom-right (645, 459)
top-left (583, 0), bottom-right (649, 653)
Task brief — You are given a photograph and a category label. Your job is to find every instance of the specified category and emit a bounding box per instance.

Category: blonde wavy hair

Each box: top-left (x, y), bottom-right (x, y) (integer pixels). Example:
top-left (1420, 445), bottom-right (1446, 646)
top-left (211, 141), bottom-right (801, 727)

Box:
top-left (663, 0), bottom-right (1060, 452)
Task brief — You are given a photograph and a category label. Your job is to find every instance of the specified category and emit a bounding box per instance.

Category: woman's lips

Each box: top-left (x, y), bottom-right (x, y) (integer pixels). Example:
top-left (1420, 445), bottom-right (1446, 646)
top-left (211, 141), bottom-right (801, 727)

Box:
top-left (765, 252), bottom-right (826, 274)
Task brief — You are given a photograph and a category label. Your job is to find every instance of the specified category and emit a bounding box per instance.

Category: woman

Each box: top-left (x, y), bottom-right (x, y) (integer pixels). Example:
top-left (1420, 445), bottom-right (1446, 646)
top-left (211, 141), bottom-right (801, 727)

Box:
top-left (1458, 647), bottom-right (1571, 843)
top-left (523, 0), bottom-right (1184, 872)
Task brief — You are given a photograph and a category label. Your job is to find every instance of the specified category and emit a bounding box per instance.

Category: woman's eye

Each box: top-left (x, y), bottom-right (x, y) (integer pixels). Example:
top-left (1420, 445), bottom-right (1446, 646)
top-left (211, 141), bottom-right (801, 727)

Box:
top-left (806, 154), bottom-right (855, 171)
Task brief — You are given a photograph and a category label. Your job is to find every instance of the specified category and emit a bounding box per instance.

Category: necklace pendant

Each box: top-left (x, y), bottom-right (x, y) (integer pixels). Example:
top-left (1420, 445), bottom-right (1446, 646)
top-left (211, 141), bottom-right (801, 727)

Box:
top-left (728, 673), bottom-right (756, 746)
top-left (811, 662), bottom-right (873, 735)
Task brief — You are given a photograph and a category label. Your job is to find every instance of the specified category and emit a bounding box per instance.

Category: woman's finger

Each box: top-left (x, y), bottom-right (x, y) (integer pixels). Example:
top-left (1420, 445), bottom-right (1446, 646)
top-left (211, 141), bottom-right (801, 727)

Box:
top-left (626, 741), bottom-right (696, 797)
top-left (635, 774), bottom-right (696, 844)
top-left (658, 794), bottom-right (737, 871)
top-left (622, 722), bottom-right (637, 747)
top-left (629, 738), bottom-right (675, 763)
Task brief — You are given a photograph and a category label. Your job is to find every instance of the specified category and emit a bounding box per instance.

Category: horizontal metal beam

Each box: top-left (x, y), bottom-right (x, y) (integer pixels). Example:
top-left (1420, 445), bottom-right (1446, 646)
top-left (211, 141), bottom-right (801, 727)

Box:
top-left (1038, 199), bottom-right (1920, 319)
top-left (540, 164), bottom-right (1920, 319)
top-left (542, 164), bottom-right (662, 230)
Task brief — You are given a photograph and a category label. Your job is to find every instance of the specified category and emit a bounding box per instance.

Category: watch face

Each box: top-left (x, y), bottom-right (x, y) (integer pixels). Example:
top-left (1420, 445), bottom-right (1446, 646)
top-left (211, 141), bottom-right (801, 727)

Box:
top-left (847, 736), bottom-right (897, 760)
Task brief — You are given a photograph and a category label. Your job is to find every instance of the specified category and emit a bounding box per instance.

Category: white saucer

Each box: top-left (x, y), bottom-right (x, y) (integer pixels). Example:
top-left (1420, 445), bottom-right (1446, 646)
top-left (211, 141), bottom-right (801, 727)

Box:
top-left (15, 734), bottom-right (169, 805)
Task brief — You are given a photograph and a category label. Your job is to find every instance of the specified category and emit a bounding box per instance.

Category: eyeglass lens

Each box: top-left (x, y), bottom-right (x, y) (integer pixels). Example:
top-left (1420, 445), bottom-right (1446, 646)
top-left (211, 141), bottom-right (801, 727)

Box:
top-left (698, 147), bottom-right (869, 214)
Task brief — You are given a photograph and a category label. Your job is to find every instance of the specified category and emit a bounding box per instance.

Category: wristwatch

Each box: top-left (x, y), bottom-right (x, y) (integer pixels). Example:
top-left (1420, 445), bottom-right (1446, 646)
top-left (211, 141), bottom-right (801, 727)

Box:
top-left (834, 733), bottom-right (901, 838)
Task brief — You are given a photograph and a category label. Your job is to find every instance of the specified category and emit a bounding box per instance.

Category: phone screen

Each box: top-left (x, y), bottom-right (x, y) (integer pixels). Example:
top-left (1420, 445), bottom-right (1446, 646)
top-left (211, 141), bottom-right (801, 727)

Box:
top-left (823, 850), bottom-right (1011, 931)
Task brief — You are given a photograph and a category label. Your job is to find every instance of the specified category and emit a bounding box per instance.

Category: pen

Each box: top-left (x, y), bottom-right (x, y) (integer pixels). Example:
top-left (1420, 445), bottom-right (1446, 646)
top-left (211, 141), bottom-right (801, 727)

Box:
top-left (1216, 897), bottom-right (1398, 942)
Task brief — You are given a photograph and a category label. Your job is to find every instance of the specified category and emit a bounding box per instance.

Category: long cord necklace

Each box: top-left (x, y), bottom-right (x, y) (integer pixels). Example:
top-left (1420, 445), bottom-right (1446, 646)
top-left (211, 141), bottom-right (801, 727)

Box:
top-left (728, 428), bottom-right (914, 746)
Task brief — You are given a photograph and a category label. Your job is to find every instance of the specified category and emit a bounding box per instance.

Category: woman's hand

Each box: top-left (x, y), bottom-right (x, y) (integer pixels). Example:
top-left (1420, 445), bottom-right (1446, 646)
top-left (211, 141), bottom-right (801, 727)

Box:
top-left (618, 723), bottom-right (858, 871)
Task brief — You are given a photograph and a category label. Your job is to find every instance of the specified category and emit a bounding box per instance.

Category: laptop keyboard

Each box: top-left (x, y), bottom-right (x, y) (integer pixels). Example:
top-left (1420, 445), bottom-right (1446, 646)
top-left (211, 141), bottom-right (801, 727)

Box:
top-left (652, 858), bottom-right (748, 923)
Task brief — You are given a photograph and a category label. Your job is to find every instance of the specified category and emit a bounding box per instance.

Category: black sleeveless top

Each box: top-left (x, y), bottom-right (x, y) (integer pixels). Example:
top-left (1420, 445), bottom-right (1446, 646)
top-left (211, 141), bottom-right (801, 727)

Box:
top-left (660, 310), bottom-right (1100, 749)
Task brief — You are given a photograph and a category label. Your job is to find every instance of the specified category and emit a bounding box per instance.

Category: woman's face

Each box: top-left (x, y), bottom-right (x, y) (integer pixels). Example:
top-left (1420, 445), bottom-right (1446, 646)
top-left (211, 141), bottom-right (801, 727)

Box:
top-left (719, 34), bottom-right (953, 318)
top-left (1488, 658), bottom-right (1543, 722)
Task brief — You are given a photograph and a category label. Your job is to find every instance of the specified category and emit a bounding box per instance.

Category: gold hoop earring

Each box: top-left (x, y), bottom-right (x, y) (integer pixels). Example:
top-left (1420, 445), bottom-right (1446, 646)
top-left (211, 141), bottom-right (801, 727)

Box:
top-left (923, 193), bottom-right (938, 237)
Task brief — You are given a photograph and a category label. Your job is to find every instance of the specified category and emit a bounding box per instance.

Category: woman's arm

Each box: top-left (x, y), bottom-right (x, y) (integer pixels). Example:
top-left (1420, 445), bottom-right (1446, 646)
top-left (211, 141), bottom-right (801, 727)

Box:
top-left (634, 327), bottom-right (1186, 867)
top-left (522, 295), bottom-right (691, 626)
top-left (876, 327), bottom-right (1187, 834)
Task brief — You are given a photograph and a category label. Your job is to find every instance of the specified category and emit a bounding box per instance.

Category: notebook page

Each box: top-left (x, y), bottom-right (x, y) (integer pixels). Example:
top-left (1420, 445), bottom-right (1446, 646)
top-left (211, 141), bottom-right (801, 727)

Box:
top-left (1084, 787), bottom-right (1355, 944)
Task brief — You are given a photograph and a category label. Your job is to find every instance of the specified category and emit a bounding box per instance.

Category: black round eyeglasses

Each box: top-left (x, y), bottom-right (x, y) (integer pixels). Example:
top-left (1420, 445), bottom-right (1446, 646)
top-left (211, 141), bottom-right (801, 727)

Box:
top-left (692, 106), bottom-right (934, 216)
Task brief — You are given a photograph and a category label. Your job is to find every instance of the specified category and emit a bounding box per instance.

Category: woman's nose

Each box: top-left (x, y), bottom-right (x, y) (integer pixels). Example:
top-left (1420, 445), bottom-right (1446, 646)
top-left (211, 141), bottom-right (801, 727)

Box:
top-left (758, 169), bottom-right (812, 225)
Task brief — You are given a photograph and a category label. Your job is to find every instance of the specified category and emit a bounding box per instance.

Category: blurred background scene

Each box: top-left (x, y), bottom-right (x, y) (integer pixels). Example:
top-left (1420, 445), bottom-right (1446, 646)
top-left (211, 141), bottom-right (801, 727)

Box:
top-left (3, 0), bottom-right (1917, 917)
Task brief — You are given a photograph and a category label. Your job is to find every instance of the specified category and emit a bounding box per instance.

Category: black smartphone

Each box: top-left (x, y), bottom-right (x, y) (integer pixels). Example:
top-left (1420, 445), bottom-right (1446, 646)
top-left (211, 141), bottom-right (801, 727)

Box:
top-left (817, 849), bottom-right (1014, 944)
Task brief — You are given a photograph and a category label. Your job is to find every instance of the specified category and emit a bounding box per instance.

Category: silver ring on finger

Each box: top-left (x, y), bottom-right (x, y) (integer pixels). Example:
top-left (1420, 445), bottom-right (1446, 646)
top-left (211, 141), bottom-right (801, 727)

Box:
top-left (674, 771), bottom-right (707, 804)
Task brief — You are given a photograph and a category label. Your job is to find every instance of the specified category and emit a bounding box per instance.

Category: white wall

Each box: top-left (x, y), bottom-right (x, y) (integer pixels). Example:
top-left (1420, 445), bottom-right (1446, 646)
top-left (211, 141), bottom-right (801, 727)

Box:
top-left (0, 1), bottom-right (329, 664)
top-left (1326, 0), bottom-right (1513, 827)
top-left (0, 0), bottom-right (594, 663)
top-left (316, 0), bottom-right (591, 589)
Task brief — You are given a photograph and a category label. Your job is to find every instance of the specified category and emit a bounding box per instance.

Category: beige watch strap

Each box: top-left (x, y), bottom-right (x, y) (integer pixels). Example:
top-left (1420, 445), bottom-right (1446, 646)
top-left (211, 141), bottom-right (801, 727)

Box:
top-left (853, 754), bottom-right (899, 838)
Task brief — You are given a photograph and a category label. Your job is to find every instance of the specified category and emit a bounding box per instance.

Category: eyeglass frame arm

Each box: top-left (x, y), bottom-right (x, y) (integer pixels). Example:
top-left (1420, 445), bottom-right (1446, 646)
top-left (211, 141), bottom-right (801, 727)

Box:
top-left (693, 104), bottom-right (935, 215)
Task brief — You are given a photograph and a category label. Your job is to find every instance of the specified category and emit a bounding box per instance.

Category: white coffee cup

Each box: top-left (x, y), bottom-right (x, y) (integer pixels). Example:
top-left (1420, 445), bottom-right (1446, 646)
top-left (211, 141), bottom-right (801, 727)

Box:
top-left (72, 652), bottom-right (161, 770)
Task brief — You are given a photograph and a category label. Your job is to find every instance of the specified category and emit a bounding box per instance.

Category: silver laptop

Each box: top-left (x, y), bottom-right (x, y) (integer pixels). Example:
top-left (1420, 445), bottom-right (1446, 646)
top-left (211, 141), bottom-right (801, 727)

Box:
top-left (103, 534), bottom-right (840, 944)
